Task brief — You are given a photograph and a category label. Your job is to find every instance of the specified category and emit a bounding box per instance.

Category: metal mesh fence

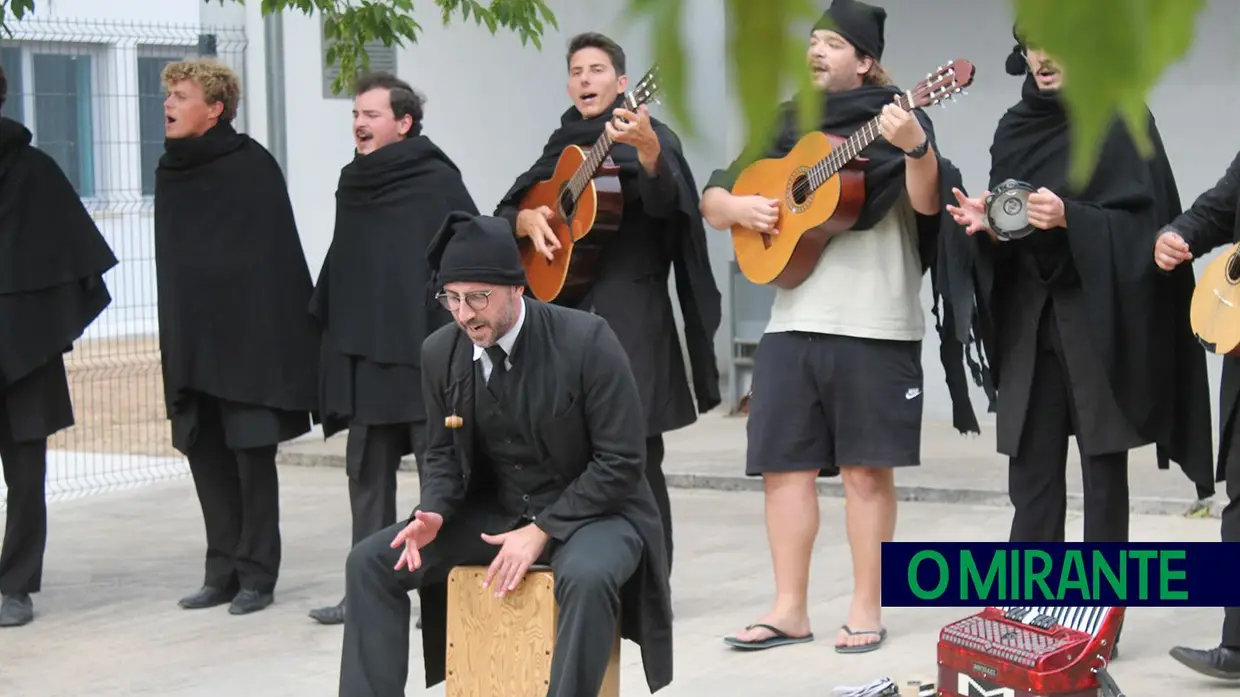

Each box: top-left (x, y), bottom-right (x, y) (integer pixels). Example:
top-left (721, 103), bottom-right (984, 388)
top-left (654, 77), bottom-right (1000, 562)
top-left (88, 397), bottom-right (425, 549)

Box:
top-left (0, 18), bottom-right (248, 504)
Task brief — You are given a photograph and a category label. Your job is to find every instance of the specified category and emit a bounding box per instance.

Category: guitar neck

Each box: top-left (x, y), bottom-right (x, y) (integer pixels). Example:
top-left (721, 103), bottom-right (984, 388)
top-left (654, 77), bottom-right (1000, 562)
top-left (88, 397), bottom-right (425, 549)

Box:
top-left (566, 129), bottom-right (619, 200)
top-left (808, 94), bottom-right (910, 193)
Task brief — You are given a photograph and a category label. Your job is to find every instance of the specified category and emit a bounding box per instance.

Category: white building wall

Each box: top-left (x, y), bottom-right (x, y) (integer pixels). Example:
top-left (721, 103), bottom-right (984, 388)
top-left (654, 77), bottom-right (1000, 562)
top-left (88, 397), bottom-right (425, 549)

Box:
top-left (5, 0), bottom-right (1237, 427)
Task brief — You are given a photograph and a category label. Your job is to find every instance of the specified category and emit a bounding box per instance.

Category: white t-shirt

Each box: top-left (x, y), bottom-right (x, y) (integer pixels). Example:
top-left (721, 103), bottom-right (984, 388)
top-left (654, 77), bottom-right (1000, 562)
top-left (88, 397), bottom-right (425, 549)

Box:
top-left (764, 193), bottom-right (925, 341)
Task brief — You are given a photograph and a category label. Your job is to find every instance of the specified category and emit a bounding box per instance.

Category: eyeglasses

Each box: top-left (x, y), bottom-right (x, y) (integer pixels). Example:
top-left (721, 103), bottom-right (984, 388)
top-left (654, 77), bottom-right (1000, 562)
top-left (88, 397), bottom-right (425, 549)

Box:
top-left (436, 289), bottom-right (494, 312)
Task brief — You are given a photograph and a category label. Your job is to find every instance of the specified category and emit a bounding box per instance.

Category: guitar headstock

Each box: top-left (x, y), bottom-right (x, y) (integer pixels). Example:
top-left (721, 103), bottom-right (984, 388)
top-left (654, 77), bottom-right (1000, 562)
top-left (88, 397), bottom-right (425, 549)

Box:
top-left (902, 59), bottom-right (975, 110)
top-left (624, 64), bottom-right (662, 110)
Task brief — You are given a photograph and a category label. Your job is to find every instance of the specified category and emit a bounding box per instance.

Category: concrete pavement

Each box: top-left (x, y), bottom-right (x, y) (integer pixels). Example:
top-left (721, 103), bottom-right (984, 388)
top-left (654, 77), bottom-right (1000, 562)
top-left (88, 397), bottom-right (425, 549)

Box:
top-left (279, 411), bottom-right (1227, 518)
top-left (1, 466), bottom-right (1231, 697)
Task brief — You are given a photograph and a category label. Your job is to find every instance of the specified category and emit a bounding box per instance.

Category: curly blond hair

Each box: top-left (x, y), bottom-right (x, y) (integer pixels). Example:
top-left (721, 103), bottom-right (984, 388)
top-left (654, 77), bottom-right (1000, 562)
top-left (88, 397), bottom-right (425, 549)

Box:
top-left (161, 58), bottom-right (241, 123)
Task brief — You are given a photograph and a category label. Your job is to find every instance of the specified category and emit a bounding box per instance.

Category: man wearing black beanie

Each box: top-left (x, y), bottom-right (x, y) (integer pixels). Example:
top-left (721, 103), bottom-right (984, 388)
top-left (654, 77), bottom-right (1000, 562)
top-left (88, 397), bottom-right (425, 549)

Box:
top-left (336, 212), bottom-right (674, 696)
top-left (701, 0), bottom-right (984, 654)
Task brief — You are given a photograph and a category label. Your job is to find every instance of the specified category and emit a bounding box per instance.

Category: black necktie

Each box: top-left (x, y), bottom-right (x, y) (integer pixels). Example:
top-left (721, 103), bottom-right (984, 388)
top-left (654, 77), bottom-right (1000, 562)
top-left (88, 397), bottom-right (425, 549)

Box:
top-left (485, 344), bottom-right (508, 398)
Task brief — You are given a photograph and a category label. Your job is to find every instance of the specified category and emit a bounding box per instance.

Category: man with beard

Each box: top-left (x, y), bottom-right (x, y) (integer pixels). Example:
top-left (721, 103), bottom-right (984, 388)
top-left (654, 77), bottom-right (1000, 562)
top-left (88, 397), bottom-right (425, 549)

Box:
top-left (307, 72), bottom-right (478, 626)
top-left (337, 211), bottom-right (672, 697)
top-left (1156, 152), bottom-right (1240, 680)
top-left (698, 0), bottom-right (985, 654)
top-left (494, 32), bottom-right (722, 571)
top-left (156, 59), bottom-right (319, 616)
top-left (0, 64), bottom-right (118, 627)
top-left (946, 31), bottom-right (1212, 543)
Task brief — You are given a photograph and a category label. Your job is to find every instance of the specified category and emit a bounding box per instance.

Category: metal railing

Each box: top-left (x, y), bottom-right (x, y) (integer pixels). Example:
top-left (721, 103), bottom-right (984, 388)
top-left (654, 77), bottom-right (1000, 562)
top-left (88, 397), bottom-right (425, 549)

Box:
top-left (1, 18), bottom-right (248, 504)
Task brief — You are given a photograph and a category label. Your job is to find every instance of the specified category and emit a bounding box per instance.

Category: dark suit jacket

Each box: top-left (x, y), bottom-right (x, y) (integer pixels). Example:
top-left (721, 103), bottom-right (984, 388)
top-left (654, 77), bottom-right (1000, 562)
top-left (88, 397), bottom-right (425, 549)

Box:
top-left (1165, 150), bottom-right (1240, 482)
top-left (413, 296), bottom-right (674, 692)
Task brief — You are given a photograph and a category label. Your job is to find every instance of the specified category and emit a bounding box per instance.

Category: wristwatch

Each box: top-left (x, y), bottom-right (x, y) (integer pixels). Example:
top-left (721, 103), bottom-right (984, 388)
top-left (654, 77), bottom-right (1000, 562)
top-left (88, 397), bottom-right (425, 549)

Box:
top-left (905, 139), bottom-right (930, 159)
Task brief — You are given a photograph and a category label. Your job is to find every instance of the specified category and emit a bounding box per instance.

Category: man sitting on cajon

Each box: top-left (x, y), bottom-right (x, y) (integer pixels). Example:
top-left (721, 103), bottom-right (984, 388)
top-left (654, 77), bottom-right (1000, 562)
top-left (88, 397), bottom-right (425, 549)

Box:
top-left (336, 211), bottom-right (674, 697)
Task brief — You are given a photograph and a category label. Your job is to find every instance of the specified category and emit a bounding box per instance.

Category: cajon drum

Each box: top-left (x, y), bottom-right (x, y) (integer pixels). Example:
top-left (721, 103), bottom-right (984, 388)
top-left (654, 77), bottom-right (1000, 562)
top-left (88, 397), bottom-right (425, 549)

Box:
top-left (445, 566), bottom-right (621, 697)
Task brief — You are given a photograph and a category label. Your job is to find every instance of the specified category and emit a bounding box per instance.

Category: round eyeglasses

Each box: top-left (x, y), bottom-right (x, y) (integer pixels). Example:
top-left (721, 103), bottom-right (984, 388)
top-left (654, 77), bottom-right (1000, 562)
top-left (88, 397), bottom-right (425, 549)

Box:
top-left (436, 289), bottom-right (494, 312)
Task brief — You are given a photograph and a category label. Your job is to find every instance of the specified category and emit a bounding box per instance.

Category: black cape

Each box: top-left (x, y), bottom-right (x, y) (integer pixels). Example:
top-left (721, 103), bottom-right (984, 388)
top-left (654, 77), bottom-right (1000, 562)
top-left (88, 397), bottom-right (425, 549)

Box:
top-left (308, 135), bottom-right (478, 431)
top-left (0, 116), bottom-right (116, 389)
top-left (970, 75), bottom-right (1213, 487)
top-left (154, 121), bottom-right (319, 416)
top-left (494, 99), bottom-right (723, 415)
top-left (707, 85), bottom-right (990, 434)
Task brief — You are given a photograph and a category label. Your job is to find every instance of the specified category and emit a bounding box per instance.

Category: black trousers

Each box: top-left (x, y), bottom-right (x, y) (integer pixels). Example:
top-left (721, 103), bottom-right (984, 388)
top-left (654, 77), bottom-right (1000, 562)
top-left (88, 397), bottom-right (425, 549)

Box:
top-left (645, 434), bottom-right (672, 571)
top-left (0, 408), bottom-right (47, 596)
top-left (187, 407), bottom-right (281, 594)
top-left (1221, 407), bottom-right (1240, 648)
top-left (1008, 350), bottom-right (1130, 543)
top-left (346, 421), bottom-right (427, 547)
top-left (338, 508), bottom-right (643, 697)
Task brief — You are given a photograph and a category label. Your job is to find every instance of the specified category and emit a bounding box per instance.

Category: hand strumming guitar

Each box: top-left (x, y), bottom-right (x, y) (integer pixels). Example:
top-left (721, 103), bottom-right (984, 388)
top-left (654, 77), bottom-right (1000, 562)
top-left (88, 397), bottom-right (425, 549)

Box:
top-left (516, 206), bottom-right (560, 262)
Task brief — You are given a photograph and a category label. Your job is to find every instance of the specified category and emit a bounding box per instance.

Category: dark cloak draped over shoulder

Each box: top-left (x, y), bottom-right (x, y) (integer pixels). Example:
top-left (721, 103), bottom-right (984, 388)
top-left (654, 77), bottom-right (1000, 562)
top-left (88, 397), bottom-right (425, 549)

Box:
top-left (0, 117), bottom-right (116, 388)
top-left (154, 121), bottom-right (319, 416)
top-left (706, 85), bottom-right (990, 434)
top-left (309, 135), bottom-right (477, 364)
top-left (971, 74), bottom-right (1213, 486)
top-left (494, 98), bottom-right (723, 414)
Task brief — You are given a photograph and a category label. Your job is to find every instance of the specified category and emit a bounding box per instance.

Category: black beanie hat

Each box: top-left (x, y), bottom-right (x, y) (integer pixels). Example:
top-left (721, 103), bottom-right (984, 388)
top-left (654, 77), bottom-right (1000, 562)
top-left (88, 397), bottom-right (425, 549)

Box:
top-left (426, 211), bottom-right (528, 288)
top-left (1005, 24), bottom-right (1027, 76)
top-left (813, 0), bottom-right (887, 61)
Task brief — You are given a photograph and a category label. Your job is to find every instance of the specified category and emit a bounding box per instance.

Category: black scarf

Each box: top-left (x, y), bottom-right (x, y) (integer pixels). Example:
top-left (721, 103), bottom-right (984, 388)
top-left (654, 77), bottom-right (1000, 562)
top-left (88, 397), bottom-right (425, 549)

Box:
top-left (154, 120), bottom-right (319, 414)
top-left (0, 117), bottom-right (118, 386)
top-left (309, 135), bottom-right (478, 364)
top-left (707, 85), bottom-right (992, 434)
top-left (495, 97), bottom-right (723, 414)
top-left (978, 75), bottom-right (1213, 486)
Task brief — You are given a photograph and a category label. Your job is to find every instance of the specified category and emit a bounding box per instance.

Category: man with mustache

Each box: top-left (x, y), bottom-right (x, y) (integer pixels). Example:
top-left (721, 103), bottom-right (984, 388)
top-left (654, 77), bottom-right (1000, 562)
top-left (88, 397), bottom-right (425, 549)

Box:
top-left (698, 0), bottom-right (985, 653)
top-left (1156, 152), bottom-right (1240, 680)
top-left (307, 72), bottom-right (478, 626)
top-left (336, 211), bottom-right (673, 697)
top-left (494, 32), bottom-right (722, 571)
top-left (0, 63), bottom-right (118, 627)
top-left (156, 58), bottom-right (320, 615)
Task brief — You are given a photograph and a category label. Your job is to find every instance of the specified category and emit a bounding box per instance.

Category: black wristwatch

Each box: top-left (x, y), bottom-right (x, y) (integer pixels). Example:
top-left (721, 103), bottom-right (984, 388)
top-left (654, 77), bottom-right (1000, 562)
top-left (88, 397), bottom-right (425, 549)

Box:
top-left (904, 139), bottom-right (930, 159)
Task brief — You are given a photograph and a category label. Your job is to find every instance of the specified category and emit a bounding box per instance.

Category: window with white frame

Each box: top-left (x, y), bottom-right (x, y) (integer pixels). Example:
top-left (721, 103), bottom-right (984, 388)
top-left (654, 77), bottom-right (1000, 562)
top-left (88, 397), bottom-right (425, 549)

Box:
top-left (0, 42), bottom-right (99, 198)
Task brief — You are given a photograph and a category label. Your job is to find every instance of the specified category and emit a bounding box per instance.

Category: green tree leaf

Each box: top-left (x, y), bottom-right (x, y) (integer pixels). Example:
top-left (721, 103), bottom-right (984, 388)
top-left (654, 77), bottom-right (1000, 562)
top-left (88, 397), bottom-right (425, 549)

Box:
top-left (1013, 0), bottom-right (1203, 188)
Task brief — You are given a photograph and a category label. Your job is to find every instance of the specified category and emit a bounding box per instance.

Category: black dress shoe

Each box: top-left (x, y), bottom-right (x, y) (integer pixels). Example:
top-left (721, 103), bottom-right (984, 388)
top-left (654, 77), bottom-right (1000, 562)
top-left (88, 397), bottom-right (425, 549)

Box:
top-left (0, 594), bottom-right (34, 627)
top-left (178, 585), bottom-right (237, 609)
top-left (309, 597), bottom-right (345, 625)
top-left (1169, 645), bottom-right (1240, 680)
top-left (229, 589), bottom-right (274, 615)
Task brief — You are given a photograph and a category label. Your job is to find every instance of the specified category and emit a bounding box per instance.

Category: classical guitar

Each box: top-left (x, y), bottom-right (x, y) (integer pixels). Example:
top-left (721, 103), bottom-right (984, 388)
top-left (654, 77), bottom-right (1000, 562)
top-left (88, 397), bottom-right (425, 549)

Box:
top-left (1190, 243), bottom-right (1240, 355)
top-left (730, 59), bottom-right (975, 288)
top-left (518, 65), bottom-right (661, 306)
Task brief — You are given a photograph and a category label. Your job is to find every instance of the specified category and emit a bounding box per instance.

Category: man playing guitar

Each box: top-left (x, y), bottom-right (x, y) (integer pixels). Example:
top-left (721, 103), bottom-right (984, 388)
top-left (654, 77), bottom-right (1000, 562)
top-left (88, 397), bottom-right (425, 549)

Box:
top-left (699, 0), bottom-right (980, 654)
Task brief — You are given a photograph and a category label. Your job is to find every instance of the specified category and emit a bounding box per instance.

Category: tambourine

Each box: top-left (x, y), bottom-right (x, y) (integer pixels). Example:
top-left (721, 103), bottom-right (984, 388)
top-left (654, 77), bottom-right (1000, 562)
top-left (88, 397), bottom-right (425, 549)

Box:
top-left (985, 179), bottom-right (1037, 241)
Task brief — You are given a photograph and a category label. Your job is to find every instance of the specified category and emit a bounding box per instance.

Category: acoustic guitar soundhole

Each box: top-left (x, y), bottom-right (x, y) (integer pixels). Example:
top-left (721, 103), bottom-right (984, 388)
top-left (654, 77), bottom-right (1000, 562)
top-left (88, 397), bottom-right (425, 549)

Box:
top-left (557, 183), bottom-right (577, 221)
top-left (1227, 252), bottom-right (1240, 286)
top-left (785, 167), bottom-right (814, 214)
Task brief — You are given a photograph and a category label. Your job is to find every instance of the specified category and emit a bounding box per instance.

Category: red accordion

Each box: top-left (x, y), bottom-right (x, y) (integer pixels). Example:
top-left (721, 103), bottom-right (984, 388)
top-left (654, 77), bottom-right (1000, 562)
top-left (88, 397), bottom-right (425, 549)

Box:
top-left (936, 606), bottom-right (1124, 697)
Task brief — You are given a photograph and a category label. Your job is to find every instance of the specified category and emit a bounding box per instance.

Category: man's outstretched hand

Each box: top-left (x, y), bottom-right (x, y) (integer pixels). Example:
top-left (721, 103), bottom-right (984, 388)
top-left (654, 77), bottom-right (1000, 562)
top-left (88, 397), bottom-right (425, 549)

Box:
top-left (481, 523), bottom-right (551, 598)
top-left (391, 510), bottom-right (443, 572)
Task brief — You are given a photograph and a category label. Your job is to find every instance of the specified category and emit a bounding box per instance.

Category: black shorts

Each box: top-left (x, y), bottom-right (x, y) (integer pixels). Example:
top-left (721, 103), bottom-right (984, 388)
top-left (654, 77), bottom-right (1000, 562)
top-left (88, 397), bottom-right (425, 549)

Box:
top-left (745, 331), bottom-right (923, 476)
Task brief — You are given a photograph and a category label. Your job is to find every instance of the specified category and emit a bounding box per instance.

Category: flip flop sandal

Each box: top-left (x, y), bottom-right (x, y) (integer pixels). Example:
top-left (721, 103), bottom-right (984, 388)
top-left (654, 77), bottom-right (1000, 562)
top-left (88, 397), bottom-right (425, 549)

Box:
top-left (834, 625), bottom-right (887, 654)
top-left (723, 623), bottom-right (814, 651)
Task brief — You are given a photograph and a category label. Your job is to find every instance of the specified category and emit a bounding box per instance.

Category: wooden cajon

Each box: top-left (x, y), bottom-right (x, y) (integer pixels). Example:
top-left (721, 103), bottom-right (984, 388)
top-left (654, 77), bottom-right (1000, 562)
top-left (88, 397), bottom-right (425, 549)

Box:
top-left (445, 566), bottom-right (621, 697)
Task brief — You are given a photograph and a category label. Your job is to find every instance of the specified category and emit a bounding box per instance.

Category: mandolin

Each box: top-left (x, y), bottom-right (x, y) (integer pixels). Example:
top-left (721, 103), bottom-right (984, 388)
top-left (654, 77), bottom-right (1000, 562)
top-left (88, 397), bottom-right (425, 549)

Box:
top-left (517, 65), bottom-right (661, 306)
top-left (729, 59), bottom-right (975, 288)
top-left (1190, 243), bottom-right (1240, 355)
